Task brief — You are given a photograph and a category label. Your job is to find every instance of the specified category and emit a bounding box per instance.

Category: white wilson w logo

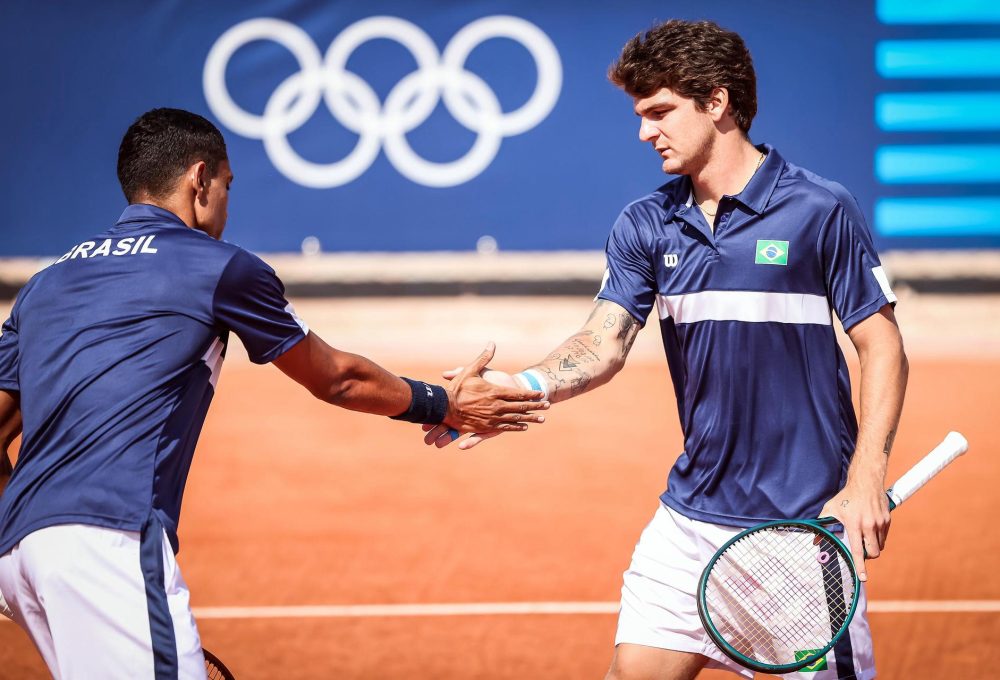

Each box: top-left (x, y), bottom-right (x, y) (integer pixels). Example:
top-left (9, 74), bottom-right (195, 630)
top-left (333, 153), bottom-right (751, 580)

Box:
top-left (664, 253), bottom-right (679, 268)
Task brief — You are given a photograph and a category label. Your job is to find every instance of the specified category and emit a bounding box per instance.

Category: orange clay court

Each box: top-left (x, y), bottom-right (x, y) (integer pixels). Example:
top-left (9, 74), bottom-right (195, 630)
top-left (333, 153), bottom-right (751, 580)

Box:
top-left (1, 292), bottom-right (998, 679)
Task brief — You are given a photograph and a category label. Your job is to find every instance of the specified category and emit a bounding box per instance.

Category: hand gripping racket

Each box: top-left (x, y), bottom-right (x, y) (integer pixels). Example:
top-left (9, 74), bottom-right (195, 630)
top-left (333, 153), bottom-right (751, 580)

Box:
top-left (697, 431), bottom-right (968, 674)
top-left (203, 648), bottom-right (237, 680)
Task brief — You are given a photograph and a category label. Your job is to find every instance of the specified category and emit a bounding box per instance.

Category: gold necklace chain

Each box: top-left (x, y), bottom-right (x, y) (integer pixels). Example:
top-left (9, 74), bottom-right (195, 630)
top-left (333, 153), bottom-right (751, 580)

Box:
top-left (697, 151), bottom-right (766, 218)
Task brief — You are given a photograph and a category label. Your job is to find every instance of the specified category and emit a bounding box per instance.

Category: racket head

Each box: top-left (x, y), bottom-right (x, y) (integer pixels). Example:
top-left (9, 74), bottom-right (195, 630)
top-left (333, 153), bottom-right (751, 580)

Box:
top-left (203, 648), bottom-right (237, 680)
top-left (697, 519), bottom-right (860, 674)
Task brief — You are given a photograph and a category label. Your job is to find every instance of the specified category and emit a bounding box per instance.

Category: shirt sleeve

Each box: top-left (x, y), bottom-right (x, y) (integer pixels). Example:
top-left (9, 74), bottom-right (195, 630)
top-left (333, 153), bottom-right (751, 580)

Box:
top-left (212, 249), bottom-right (308, 364)
top-left (819, 201), bottom-right (897, 331)
top-left (0, 296), bottom-right (21, 393)
top-left (595, 208), bottom-right (657, 324)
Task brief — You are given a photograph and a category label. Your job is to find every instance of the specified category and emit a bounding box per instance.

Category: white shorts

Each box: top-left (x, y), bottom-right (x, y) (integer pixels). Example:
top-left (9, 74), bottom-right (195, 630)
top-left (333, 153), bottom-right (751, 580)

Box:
top-left (615, 503), bottom-right (875, 680)
top-left (0, 518), bottom-right (207, 679)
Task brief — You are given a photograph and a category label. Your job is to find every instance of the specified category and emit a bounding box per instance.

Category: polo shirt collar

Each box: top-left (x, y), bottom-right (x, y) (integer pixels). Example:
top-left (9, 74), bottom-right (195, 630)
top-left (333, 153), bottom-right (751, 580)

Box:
top-left (661, 176), bottom-right (694, 223)
top-left (733, 143), bottom-right (783, 215)
top-left (663, 143), bottom-right (785, 221)
top-left (116, 203), bottom-right (188, 228)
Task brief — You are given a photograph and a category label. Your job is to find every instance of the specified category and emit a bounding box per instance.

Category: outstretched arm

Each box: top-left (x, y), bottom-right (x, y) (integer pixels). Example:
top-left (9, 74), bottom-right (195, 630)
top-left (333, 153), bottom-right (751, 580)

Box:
top-left (518, 299), bottom-right (642, 403)
top-left (0, 390), bottom-right (21, 496)
top-left (424, 299), bottom-right (642, 448)
top-left (818, 305), bottom-right (908, 581)
top-left (271, 331), bottom-right (547, 434)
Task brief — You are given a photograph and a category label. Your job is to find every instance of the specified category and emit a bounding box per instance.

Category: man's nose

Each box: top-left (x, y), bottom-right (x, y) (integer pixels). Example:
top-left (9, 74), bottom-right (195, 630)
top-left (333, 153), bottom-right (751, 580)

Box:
top-left (638, 119), bottom-right (658, 142)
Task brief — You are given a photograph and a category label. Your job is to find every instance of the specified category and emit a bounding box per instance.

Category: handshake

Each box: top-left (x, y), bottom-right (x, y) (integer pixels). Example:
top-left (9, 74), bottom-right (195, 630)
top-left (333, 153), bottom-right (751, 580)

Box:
top-left (419, 342), bottom-right (550, 451)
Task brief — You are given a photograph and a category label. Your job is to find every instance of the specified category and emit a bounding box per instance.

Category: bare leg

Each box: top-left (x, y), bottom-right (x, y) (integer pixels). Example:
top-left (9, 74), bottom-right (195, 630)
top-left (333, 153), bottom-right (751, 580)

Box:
top-left (605, 643), bottom-right (710, 680)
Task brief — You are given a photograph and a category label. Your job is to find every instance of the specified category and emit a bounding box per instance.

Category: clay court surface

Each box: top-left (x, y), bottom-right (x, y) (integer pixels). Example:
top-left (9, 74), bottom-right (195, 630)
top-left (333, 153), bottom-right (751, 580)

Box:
top-left (1, 292), bottom-right (998, 679)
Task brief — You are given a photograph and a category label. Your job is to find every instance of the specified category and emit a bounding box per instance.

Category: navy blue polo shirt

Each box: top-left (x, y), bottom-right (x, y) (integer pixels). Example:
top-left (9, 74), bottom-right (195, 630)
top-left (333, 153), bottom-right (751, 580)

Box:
top-left (597, 145), bottom-right (896, 526)
top-left (0, 204), bottom-right (307, 554)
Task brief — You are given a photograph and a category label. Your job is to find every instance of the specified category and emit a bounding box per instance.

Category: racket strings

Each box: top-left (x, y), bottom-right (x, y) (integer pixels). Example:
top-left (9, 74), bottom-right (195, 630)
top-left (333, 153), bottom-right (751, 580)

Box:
top-left (203, 649), bottom-right (236, 680)
top-left (205, 662), bottom-right (227, 680)
top-left (703, 525), bottom-right (855, 666)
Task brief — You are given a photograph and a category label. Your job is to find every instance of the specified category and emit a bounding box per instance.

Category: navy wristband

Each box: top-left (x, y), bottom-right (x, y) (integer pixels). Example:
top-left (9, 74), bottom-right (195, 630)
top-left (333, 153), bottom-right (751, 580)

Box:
top-left (390, 378), bottom-right (449, 424)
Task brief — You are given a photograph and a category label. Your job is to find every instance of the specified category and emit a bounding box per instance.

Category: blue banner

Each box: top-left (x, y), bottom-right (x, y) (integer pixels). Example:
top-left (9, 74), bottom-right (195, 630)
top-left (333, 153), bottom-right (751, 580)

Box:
top-left (1, 0), bottom-right (998, 255)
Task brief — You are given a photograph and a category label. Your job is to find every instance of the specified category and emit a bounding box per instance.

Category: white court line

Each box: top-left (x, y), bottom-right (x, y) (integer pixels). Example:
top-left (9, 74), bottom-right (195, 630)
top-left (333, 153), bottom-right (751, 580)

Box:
top-left (192, 602), bottom-right (619, 619)
top-left (867, 600), bottom-right (1000, 613)
top-left (189, 600), bottom-right (1000, 619)
top-left (4, 600), bottom-right (999, 623)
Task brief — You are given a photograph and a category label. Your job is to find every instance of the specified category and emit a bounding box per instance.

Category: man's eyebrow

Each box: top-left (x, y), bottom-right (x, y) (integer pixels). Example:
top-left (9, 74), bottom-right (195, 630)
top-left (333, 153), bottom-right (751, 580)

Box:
top-left (635, 101), bottom-right (671, 116)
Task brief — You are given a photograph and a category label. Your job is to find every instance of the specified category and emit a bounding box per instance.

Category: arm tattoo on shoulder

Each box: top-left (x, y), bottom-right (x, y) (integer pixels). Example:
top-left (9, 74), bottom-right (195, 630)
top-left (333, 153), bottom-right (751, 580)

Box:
top-left (616, 313), bottom-right (640, 358)
top-left (616, 313), bottom-right (636, 341)
top-left (883, 429), bottom-right (896, 457)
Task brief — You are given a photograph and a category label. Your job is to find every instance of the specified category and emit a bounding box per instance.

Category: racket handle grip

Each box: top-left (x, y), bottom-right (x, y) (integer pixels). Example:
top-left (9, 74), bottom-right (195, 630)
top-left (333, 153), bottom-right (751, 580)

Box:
top-left (887, 431), bottom-right (968, 508)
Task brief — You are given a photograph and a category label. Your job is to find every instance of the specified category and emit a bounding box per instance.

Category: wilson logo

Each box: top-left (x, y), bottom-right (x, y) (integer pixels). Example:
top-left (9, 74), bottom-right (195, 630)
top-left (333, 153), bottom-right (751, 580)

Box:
top-left (664, 253), bottom-right (679, 268)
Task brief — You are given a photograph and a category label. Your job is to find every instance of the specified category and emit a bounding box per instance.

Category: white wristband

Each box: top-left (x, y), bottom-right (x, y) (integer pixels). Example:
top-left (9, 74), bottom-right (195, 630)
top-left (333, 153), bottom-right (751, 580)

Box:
top-left (513, 369), bottom-right (549, 401)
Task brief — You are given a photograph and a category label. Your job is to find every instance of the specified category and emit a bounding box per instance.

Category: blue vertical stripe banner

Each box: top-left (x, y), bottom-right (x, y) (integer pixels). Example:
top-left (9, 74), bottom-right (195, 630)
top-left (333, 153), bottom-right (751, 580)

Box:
top-left (876, 93), bottom-right (1000, 132)
top-left (876, 145), bottom-right (1000, 184)
top-left (876, 197), bottom-right (1000, 237)
top-left (877, 0), bottom-right (1000, 25)
top-left (877, 40), bottom-right (1000, 78)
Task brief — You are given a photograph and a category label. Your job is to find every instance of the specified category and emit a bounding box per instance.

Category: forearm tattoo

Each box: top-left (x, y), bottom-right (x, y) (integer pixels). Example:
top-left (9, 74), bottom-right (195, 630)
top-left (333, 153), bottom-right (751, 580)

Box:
top-left (529, 302), bottom-right (641, 400)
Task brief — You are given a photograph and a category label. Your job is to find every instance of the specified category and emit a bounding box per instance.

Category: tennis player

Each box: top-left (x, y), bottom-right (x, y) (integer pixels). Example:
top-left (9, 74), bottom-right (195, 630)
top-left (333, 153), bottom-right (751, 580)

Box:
top-left (424, 20), bottom-right (907, 680)
top-left (0, 107), bottom-right (546, 679)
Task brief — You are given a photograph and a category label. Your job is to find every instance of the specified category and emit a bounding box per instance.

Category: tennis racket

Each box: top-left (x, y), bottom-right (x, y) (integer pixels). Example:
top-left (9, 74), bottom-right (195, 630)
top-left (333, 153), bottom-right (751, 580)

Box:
top-left (203, 648), bottom-right (236, 680)
top-left (697, 431), bottom-right (968, 674)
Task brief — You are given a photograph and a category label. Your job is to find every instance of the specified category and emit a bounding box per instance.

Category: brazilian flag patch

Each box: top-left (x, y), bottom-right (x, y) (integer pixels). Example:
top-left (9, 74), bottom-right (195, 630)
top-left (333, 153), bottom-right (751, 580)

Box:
top-left (755, 239), bottom-right (789, 265)
top-left (794, 649), bottom-right (829, 672)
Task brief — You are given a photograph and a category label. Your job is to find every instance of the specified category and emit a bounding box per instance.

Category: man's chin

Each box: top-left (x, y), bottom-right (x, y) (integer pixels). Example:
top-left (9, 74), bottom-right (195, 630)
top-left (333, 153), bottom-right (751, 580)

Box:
top-left (661, 159), bottom-right (683, 175)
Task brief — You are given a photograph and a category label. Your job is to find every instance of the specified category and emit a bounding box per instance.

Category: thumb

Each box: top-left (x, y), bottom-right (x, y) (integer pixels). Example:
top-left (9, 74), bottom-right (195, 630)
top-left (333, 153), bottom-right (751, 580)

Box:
top-left (442, 367), bottom-right (464, 380)
top-left (457, 431), bottom-right (502, 450)
top-left (463, 342), bottom-right (496, 376)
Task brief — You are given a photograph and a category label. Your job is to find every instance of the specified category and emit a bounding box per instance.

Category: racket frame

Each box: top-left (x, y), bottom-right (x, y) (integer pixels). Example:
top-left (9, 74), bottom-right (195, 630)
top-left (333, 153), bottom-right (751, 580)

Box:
top-left (696, 431), bottom-right (968, 674)
top-left (696, 518), bottom-right (860, 674)
top-left (203, 648), bottom-right (237, 680)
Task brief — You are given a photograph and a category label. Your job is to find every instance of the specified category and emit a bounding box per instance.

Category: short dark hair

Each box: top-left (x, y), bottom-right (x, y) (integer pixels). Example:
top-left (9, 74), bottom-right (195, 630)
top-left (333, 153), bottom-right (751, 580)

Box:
top-left (609, 20), bottom-right (757, 133)
top-left (117, 108), bottom-right (228, 203)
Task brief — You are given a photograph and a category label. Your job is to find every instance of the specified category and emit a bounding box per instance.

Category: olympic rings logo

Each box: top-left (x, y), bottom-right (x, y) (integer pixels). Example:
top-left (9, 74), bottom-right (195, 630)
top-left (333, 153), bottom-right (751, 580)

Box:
top-left (203, 16), bottom-right (562, 188)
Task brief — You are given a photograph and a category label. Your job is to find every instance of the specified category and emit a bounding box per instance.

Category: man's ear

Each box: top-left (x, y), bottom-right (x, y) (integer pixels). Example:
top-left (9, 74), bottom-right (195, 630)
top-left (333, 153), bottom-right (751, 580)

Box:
top-left (706, 87), bottom-right (730, 122)
top-left (189, 161), bottom-right (208, 196)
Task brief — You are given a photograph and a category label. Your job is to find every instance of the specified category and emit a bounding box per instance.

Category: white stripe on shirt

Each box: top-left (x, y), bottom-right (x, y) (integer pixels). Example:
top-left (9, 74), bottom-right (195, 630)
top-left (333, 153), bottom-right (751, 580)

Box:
top-left (871, 266), bottom-right (897, 304)
top-left (655, 290), bottom-right (832, 325)
top-left (202, 337), bottom-right (226, 389)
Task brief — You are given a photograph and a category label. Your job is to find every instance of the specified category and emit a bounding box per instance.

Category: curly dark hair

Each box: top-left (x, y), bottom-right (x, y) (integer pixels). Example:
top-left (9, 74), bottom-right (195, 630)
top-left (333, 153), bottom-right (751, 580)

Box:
top-left (117, 108), bottom-right (228, 203)
top-left (609, 20), bottom-right (757, 133)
